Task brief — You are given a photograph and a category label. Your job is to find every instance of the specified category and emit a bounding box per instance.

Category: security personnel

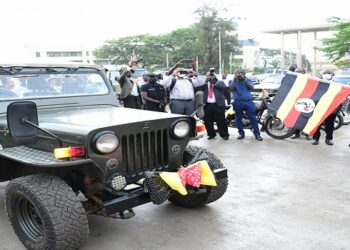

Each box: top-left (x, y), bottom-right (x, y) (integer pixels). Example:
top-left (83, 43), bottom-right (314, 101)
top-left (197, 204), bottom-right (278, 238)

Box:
top-left (141, 73), bottom-right (167, 112)
top-left (230, 68), bottom-right (263, 141)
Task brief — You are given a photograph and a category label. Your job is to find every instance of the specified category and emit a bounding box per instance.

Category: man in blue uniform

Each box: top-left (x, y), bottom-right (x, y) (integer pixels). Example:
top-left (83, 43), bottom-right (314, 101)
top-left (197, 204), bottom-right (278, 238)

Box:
top-left (230, 69), bottom-right (263, 141)
top-left (141, 73), bottom-right (167, 112)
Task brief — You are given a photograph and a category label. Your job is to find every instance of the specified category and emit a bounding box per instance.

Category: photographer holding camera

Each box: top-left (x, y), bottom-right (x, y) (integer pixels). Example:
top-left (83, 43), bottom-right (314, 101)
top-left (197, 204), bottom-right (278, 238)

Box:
top-left (161, 65), bottom-right (204, 115)
top-left (197, 68), bottom-right (230, 140)
top-left (230, 68), bottom-right (263, 141)
top-left (141, 73), bottom-right (167, 112)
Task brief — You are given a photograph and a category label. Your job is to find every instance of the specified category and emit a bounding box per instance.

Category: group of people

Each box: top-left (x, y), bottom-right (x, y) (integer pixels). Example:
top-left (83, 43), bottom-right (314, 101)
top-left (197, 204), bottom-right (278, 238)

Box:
top-left (117, 62), bottom-right (344, 146)
top-left (117, 64), bottom-right (263, 142)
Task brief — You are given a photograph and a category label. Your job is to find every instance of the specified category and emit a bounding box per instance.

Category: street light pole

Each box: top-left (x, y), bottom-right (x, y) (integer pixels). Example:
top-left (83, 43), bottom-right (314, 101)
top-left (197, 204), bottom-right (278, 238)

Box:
top-left (219, 29), bottom-right (222, 74)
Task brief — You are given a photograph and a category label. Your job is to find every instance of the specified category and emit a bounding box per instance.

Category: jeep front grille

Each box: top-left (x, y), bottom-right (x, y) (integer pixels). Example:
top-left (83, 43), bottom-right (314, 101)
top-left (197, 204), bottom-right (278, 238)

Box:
top-left (121, 129), bottom-right (168, 176)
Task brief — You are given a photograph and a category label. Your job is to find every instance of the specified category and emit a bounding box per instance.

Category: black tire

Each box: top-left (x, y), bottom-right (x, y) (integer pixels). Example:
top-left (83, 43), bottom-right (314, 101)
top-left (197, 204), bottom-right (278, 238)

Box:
top-left (5, 174), bottom-right (89, 250)
top-left (169, 146), bottom-right (228, 208)
top-left (342, 110), bottom-right (350, 125)
top-left (334, 113), bottom-right (343, 130)
top-left (342, 101), bottom-right (350, 125)
top-left (264, 115), bottom-right (295, 139)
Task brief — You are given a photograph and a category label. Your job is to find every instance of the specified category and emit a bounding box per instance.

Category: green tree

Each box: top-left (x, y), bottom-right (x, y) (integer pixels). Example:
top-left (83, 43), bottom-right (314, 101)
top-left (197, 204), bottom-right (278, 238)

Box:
top-left (321, 17), bottom-right (350, 68)
top-left (94, 4), bottom-right (239, 74)
top-left (193, 4), bottom-right (239, 73)
top-left (94, 29), bottom-right (197, 71)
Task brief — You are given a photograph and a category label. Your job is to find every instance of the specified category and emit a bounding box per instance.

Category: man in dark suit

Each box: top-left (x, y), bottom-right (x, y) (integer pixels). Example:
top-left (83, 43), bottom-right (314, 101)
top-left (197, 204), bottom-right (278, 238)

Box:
top-left (198, 70), bottom-right (231, 140)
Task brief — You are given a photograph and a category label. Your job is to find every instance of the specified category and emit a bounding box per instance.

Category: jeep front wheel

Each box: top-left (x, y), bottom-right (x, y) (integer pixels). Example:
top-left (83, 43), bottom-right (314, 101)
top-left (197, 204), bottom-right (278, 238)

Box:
top-left (169, 146), bottom-right (228, 208)
top-left (5, 174), bottom-right (89, 250)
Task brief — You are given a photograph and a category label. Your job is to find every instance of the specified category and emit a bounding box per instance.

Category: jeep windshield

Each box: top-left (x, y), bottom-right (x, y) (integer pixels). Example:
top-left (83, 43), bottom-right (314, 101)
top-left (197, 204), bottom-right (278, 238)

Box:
top-left (0, 72), bottom-right (109, 100)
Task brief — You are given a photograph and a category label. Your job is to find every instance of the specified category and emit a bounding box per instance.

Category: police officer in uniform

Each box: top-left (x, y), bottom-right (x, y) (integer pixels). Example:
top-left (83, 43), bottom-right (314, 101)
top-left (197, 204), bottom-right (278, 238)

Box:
top-left (141, 73), bottom-right (167, 112)
top-left (230, 68), bottom-right (263, 141)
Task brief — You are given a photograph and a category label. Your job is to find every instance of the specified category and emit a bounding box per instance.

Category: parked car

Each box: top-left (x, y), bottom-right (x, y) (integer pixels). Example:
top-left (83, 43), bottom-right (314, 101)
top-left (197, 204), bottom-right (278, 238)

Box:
top-left (255, 68), bottom-right (286, 82)
top-left (0, 63), bottom-right (228, 250)
top-left (334, 69), bottom-right (350, 76)
top-left (332, 75), bottom-right (350, 85)
top-left (253, 74), bottom-right (284, 95)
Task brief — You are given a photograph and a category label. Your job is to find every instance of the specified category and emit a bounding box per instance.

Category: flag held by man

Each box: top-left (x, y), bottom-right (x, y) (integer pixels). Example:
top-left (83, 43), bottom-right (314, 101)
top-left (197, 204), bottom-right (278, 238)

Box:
top-left (269, 73), bottom-right (350, 135)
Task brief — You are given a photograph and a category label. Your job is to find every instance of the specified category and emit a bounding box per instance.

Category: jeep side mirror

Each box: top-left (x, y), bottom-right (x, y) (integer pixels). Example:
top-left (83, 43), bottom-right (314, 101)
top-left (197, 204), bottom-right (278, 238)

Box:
top-left (7, 101), bottom-right (39, 139)
top-left (193, 91), bottom-right (204, 119)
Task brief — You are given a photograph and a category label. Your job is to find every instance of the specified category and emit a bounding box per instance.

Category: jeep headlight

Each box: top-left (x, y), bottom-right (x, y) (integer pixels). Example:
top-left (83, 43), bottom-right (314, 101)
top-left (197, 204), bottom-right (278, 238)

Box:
top-left (172, 120), bottom-right (190, 139)
top-left (92, 132), bottom-right (119, 154)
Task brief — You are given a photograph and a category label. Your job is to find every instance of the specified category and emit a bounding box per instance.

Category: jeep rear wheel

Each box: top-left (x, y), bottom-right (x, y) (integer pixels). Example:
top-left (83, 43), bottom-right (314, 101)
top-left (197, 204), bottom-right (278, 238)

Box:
top-left (5, 174), bottom-right (89, 250)
top-left (169, 146), bottom-right (228, 208)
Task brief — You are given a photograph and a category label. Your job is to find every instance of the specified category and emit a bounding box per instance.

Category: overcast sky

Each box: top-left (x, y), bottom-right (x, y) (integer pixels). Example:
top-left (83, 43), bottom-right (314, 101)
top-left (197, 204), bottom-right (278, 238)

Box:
top-left (0, 0), bottom-right (348, 60)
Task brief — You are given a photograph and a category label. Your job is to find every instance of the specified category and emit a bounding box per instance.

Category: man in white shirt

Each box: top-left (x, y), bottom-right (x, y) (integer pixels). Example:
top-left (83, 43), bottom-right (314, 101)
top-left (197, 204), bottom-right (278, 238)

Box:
top-left (161, 68), bottom-right (204, 115)
top-left (222, 73), bottom-right (230, 87)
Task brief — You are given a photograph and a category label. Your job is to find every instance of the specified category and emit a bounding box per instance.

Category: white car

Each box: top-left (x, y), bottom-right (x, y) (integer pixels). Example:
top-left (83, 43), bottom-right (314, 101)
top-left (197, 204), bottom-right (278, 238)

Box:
top-left (253, 74), bottom-right (284, 95)
top-left (332, 75), bottom-right (350, 85)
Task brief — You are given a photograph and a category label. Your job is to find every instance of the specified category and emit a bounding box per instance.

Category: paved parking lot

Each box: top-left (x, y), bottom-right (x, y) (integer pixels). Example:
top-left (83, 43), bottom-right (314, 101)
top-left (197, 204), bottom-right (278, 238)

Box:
top-left (0, 125), bottom-right (350, 250)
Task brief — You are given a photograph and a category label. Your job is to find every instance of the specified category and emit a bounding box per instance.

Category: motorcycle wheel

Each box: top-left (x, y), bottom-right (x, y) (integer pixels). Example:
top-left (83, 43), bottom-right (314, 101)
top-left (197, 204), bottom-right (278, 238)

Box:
top-left (226, 114), bottom-right (235, 128)
top-left (321, 112), bottom-right (343, 130)
top-left (341, 110), bottom-right (350, 125)
top-left (264, 115), bottom-right (295, 139)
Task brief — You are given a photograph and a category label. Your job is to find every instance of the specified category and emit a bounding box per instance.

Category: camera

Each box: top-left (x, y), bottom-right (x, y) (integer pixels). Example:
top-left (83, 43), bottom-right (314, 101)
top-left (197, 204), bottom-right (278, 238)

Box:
top-left (209, 68), bottom-right (215, 76)
top-left (237, 73), bottom-right (246, 81)
top-left (206, 68), bottom-right (218, 84)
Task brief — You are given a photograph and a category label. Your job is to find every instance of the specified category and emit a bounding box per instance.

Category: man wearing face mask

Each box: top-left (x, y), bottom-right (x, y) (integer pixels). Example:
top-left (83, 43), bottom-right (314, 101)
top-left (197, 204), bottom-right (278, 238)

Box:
top-left (141, 73), bottom-right (167, 112)
top-left (161, 67), bottom-right (204, 115)
top-left (230, 68), bottom-right (263, 141)
top-left (322, 69), bottom-right (334, 81)
top-left (117, 66), bottom-right (142, 109)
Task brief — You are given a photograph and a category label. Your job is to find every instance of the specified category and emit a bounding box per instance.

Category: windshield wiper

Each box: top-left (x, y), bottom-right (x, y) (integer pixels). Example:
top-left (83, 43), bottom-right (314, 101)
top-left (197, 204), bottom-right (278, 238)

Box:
top-left (45, 67), bottom-right (79, 73)
top-left (45, 68), bottom-right (59, 73)
top-left (0, 66), bottom-right (23, 74)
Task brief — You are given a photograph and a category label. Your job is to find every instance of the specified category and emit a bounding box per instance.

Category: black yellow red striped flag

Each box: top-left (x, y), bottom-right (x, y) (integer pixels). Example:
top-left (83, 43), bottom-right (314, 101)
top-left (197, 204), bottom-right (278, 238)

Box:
top-left (269, 73), bottom-right (350, 135)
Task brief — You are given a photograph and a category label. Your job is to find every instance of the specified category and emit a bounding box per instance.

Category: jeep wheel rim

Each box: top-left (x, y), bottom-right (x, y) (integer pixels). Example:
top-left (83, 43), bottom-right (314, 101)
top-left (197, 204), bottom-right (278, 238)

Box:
top-left (15, 197), bottom-right (44, 242)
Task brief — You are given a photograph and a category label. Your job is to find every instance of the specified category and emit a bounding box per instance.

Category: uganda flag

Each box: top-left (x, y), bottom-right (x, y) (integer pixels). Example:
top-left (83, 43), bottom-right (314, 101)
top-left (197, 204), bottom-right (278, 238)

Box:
top-left (269, 73), bottom-right (350, 135)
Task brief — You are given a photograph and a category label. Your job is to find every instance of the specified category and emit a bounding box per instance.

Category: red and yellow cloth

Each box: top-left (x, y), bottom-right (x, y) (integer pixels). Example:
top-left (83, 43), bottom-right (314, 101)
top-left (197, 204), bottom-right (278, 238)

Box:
top-left (269, 73), bottom-right (350, 135)
top-left (159, 160), bottom-right (217, 195)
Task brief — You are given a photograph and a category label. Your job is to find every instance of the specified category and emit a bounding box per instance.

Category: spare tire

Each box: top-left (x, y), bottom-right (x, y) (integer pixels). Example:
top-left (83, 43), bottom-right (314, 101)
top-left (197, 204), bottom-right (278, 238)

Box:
top-left (169, 146), bottom-right (228, 208)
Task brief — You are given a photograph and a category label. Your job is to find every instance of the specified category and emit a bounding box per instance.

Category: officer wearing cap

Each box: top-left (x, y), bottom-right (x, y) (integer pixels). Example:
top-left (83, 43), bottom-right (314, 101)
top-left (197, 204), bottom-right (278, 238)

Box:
top-left (141, 73), bottom-right (167, 112)
top-left (230, 68), bottom-right (263, 141)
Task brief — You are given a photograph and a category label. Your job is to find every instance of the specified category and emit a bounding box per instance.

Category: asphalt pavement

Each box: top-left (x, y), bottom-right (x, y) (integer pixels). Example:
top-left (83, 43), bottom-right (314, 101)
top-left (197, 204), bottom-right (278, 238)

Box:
top-left (0, 125), bottom-right (350, 250)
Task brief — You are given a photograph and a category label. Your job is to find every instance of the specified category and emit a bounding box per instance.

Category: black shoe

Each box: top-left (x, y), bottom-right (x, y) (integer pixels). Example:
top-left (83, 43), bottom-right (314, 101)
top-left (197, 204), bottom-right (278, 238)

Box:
top-left (221, 136), bottom-right (229, 140)
top-left (237, 134), bottom-right (245, 139)
top-left (312, 139), bottom-right (319, 145)
top-left (207, 135), bottom-right (216, 140)
top-left (291, 134), bottom-right (300, 139)
top-left (255, 135), bottom-right (263, 141)
top-left (325, 139), bottom-right (334, 146)
top-left (305, 136), bottom-right (312, 140)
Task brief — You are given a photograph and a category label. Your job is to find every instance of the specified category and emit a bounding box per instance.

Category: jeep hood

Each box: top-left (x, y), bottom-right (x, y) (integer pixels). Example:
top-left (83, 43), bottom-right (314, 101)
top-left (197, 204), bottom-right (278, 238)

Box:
top-left (38, 106), bottom-right (185, 133)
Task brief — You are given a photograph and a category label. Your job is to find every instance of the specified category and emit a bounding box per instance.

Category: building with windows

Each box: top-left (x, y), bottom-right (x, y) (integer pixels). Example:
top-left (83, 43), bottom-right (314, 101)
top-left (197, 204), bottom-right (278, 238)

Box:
top-left (24, 43), bottom-right (97, 64)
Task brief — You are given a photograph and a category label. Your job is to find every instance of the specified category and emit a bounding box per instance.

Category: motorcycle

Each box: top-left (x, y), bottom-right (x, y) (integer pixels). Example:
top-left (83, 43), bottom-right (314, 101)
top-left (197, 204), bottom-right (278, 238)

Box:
top-left (340, 95), bottom-right (350, 125)
top-left (225, 91), bottom-right (295, 139)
